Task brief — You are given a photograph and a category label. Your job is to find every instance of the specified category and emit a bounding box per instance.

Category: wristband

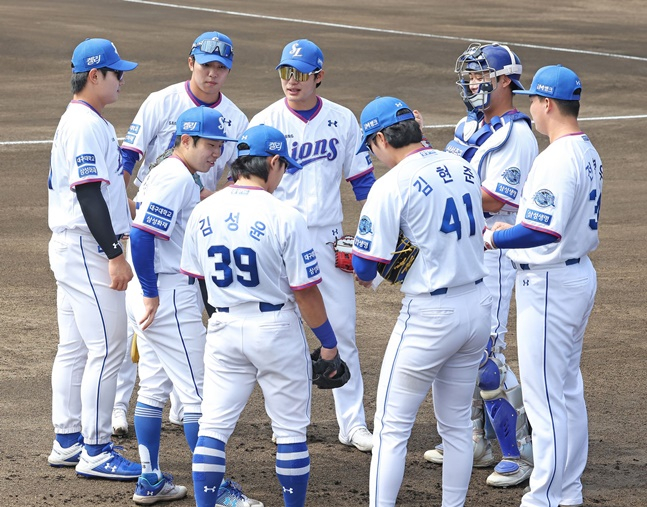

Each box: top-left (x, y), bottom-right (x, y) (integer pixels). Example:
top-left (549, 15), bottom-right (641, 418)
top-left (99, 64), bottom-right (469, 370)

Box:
top-left (312, 319), bottom-right (338, 349)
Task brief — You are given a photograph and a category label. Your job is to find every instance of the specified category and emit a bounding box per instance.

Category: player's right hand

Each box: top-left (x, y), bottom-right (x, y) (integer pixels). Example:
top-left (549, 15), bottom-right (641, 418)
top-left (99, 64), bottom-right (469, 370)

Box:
top-left (108, 255), bottom-right (134, 291)
top-left (139, 296), bottom-right (160, 330)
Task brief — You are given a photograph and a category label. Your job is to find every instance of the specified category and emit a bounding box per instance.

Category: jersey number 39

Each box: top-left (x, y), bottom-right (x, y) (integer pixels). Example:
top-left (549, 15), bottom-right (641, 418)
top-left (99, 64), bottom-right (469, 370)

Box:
top-left (208, 245), bottom-right (259, 287)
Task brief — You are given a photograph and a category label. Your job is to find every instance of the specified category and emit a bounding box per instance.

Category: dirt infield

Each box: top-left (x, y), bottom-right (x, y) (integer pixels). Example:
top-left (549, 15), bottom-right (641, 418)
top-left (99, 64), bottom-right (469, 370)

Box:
top-left (1, 0), bottom-right (646, 505)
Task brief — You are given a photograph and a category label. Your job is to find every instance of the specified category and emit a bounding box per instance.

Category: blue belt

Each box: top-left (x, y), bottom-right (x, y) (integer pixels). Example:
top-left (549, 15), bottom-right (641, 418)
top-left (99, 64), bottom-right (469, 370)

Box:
top-left (518, 258), bottom-right (580, 270)
top-left (215, 302), bottom-right (284, 313)
top-left (430, 278), bottom-right (483, 296)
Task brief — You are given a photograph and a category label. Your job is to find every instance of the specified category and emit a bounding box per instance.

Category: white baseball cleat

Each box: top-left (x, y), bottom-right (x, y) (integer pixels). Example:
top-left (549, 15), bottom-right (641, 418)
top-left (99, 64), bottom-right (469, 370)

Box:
top-left (112, 408), bottom-right (129, 436)
top-left (48, 440), bottom-right (83, 467)
top-left (133, 473), bottom-right (187, 505)
top-left (486, 459), bottom-right (533, 487)
top-left (339, 427), bottom-right (373, 452)
top-left (424, 441), bottom-right (496, 467)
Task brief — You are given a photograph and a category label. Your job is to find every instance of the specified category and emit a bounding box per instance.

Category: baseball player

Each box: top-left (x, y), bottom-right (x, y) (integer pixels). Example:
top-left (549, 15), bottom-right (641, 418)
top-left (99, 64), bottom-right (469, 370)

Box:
top-left (114, 30), bottom-right (249, 430)
top-left (126, 106), bottom-right (236, 504)
top-left (424, 43), bottom-right (538, 487)
top-left (181, 124), bottom-right (343, 507)
top-left (47, 37), bottom-right (141, 480)
top-left (484, 64), bottom-right (601, 507)
top-left (127, 106), bottom-right (262, 506)
top-left (248, 39), bottom-right (375, 452)
top-left (352, 96), bottom-right (491, 507)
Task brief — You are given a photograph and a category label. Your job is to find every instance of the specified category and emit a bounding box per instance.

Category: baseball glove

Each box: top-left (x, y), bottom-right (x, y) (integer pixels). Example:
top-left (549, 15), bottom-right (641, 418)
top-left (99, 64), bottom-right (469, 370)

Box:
top-left (377, 231), bottom-right (420, 284)
top-left (311, 347), bottom-right (351, 389)
top-left (332, 235), bottom-right (355, 273)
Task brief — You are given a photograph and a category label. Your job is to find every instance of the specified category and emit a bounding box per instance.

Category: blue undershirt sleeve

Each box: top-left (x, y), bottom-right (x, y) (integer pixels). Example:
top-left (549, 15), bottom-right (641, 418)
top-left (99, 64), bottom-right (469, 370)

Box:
top-left (350, 171), bottom-right (376, 201)
top-left (492, 224), bottom-right (558, 249)
top-left (352, 255), bottom-right (378, 282)
top-left (120, 147), bottom-right (140, 175)
top-left (129, 227), bottom-right (158, 298)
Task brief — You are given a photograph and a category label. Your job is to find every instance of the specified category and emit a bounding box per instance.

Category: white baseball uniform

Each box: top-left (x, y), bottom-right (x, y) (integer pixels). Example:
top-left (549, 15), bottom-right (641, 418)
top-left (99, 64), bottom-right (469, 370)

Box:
top-left (48, 100), bottom-right (131, 445)
top-left (508, 132), bottom-right (602, 507)
top-left (249, 97), bottom-right (374, 441)
top-left (126, 155), bottom-right (205, 414)
top-left (122, 81), bottom-right (248, 191)
top-left (353, 147), bottom-right (491, 507)
top-left (180, 185), bottom-right (322, 442)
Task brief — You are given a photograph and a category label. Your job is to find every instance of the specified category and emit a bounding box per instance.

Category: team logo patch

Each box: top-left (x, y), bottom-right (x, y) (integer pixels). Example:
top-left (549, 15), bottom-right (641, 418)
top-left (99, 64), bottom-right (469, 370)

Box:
top-left (307, 263), bottom-right (320, 278)
top-left (127, 124), bottom-right (141, 134)
top-left (495, 183), bottom-right (518, 200)
top-left (525, 208), bottom-right (552, 225)
top-left (182, 121), bottom-right (200, 132)
top-left (78, 165), bottom-right (98, 177)
top-left (358, 216), bottom-right (373, 235)
top-left (503, 167), bottom-right (521, 185)
top-left (302, 249), bottom-right (317, 264)
top-left (533, 189), bottom-right (556, 208)
top-left (268, 141), bottom-right (283, 151)
top-left (363, 117), bottom-right (379, 132)
top-left (76, 154), bottom-right (96, 166)
top-left (353, 237), bottom-right (372, 251)
top-left (143, 213), bottom-right (171, 231)
top-left (147, 202), bottom-right (174, 219)
top-left (85, 55), bottom-right (102, 66)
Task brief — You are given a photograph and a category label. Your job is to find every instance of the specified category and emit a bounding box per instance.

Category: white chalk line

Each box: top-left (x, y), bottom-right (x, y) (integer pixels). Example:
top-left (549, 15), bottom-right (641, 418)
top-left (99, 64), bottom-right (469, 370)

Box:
top-left (124, 0), bottom-right (647, 62)
top-left (2, 114), bottom-right (645, 146)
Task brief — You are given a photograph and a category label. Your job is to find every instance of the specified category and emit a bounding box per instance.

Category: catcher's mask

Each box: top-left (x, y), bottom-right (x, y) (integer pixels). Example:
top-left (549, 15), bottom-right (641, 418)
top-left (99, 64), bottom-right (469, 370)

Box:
top-left (455, 43), bottom-right (523, 112)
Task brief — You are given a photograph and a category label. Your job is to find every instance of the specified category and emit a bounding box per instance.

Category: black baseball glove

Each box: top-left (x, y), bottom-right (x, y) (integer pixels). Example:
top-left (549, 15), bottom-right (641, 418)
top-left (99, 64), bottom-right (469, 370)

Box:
top-left (311, 347), bottom-right (351, 389)
top-left (377, 230), bottom-right (420, 284)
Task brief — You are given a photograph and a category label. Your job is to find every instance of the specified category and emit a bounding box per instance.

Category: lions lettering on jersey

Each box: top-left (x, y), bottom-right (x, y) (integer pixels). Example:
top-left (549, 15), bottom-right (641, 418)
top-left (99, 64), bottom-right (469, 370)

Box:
top-left (289, 137), bottom-right (339, 168)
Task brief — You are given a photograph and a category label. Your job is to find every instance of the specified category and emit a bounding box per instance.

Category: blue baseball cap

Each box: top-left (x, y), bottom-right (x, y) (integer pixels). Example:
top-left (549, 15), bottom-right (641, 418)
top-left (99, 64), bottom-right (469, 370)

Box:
top-left (513, 64), bottom-right (582, 101)
top-left (71, 38), bottom-right (138, 73)
top-left (190, 31), bottom-right (234, 69)
top-left (237, 125), bottom-right (302, 171)
top-left (175, 106), bottom-right (238, 142)
top-left (357, 96), bottom-right (416, 153)
top-left (276, 39), bottom-right (324, 73)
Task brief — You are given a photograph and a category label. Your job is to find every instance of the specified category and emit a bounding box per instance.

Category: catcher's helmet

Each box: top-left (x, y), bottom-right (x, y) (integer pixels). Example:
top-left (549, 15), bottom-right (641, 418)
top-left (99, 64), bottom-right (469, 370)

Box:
top-left (455, 43), bottom-right (523, 111)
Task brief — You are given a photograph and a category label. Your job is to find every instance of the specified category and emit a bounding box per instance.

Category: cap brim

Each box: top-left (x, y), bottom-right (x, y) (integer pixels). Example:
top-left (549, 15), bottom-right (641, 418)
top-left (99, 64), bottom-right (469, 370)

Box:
top-left (512, 89), bottom-right (533, 95)
top-left (356, 141), bottom-right (370, 156)
top-left (283, 155), bottom-right (302, 171)
top-left (110, 60), bottom-right (138, 72)
top-left (275, 61), bottom-right (318, 73)
top-left (194, 53), bottom-right (232, 69)
top-left (201, 135), bottom-right (238, 142)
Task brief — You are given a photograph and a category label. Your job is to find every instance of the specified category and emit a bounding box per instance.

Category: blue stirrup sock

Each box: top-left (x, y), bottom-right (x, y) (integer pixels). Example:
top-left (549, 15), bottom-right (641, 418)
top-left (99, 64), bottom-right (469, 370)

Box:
top-left (183, 411), bottom-right (201, 452)
top-left (134, 402), bottom-right (163, 480)
top-left (193, 436), bottom-right (226, 507)
top-left (276, 442), bottom-right (310, 507)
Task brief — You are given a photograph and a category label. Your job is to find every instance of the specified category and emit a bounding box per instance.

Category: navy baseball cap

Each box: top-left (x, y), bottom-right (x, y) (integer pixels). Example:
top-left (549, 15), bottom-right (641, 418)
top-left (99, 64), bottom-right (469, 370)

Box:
top-left (237, 125), bottom-right (302, 171)
top-left (513, 64), bottom-right (582, 101)
top-left (191, 31), bottom-right (234, 69)
top-left (357, 96), bottom-right (416, 153)
top-left (71, 38), bottom-right (138, 73)
top-left (276, 39), bottom-right (324, 73)
top-left (175, 106), bottom-right (238, 142)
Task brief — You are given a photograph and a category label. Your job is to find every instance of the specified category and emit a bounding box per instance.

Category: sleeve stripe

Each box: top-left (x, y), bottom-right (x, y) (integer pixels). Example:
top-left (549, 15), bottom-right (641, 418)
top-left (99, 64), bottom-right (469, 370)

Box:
top-left (482, 187), bottom-right (519, 208)
top-left (346, 167), bottom-right (374, 182)
top-left (132, 223), bottom-right (170, 241)
top-left (290, 279), bottom-right (322, 291)
top-left (520, 222), bottom-right (562, 240)
top-left (352, 251), bottom-right (391, 263)
top-left (179, 268), bottom-right (204, 279)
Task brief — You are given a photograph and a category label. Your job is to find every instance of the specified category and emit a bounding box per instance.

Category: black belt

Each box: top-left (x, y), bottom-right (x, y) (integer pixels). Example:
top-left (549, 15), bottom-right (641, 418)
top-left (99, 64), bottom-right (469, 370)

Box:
top-left (430, 278), bottom-right (483, 296)
top-left (215, 302), bottom-right (284, 313)
top-left (518, 258), bottom-right (580, 270)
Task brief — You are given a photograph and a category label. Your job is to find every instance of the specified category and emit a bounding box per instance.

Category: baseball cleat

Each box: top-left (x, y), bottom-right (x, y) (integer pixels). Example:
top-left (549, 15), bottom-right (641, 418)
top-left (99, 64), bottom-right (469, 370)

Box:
top-left (486, 459), bottom-right (533, 487)
top-left (75, 443), bottom-right (141, 481)
top-left (217, 479), bottom-right (264, 507)
top-left (423, 441), bottom-right (496, 468)
top-left (48, 440), bottom-right (83, 467)
top-left (112, 408), bottom-right (129, 436)
top-left (133, 473), bottom-right (187, 505)
top-left (339, 426), bottom-right (373, 452)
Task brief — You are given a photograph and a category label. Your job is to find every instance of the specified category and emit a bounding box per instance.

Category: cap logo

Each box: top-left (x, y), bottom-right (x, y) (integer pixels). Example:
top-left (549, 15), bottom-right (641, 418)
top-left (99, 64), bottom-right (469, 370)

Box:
top-left (182, 121), bottom-right (199, 132)
top-left (268, 141), bottom-right (283, 151)
top-left (218, 117), bottom-right (227, 131)
top-left (395, 102), bottom-right (403, 107)
top-left (290, 43), bottom-right (303, 57)
top-left (536, 83), bottom-right (554, 94)
top-left (363, 118), bottom-right (379, 131)
top-left (86, 55), bottom-right (102, 66)
top-left (240, 134), bottom-right (248, 141)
